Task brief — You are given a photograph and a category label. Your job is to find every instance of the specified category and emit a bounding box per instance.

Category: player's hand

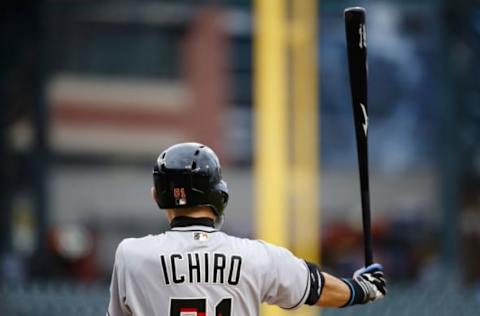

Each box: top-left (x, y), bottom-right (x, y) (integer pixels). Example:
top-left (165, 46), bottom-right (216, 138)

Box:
top-left (342, 263), bottom-right (386, 306)
top-left (352, 263), bottom-right (386, 303)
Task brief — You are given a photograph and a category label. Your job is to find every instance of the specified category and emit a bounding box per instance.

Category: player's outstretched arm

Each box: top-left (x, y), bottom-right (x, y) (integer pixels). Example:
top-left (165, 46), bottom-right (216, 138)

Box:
top-left (316, 263), bottom-right (386, 308)
top-left (316, 272), bottom-right (351, 307)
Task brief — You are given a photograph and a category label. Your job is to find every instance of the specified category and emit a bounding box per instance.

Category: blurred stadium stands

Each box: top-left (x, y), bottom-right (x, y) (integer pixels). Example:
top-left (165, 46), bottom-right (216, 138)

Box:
top-left (0, 282), bottom-right (108, 316)
top-left (1, 280), bottom-right (479, 316)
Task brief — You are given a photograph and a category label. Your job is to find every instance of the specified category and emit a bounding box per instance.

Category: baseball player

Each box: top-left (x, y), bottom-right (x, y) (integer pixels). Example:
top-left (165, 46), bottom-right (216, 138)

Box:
top-left (107, 142), bottom-right (386, 316)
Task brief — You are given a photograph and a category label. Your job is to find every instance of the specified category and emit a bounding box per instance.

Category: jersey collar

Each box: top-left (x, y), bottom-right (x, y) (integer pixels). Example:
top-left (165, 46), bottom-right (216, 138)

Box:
top-left (169, 216), bottom-right (215, 229)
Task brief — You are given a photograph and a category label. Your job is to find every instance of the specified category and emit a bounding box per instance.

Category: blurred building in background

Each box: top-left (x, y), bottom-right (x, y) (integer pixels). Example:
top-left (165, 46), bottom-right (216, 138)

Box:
top-left (1, 0), bottom-right (479, 315)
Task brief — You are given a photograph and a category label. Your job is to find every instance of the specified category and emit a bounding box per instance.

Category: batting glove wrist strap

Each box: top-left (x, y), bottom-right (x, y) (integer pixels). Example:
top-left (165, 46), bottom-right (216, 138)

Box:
top-left (341, 263), bottom-right (386, 306)
top-left (340, 278), bottom-right (365, 306)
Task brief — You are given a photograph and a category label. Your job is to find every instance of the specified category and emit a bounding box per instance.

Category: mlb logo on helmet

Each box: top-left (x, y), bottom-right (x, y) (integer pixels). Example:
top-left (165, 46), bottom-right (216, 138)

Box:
top-left (174, 187), bottom-right (187, 205)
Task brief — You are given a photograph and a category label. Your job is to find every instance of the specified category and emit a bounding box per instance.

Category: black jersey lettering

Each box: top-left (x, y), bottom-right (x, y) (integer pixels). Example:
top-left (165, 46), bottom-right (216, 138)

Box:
top-left (228, 255), bottom-right (242, 285)
top-left (160, 255), bottom-right (170, 285)
top-left (213, 253), bottom-right (226, 283)
top-left (161, 252), bottom-right (242, 286)
top-left (171, 254), bottom-right (185, 284)
top-left (188, 253), bottom-right (201, 283)
top-left (204, 252), bottom-right (209, 283)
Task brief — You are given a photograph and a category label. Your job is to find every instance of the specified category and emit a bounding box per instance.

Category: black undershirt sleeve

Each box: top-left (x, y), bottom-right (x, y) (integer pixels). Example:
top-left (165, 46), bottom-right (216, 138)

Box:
top-left (304, 261), bottom-right (325, 305)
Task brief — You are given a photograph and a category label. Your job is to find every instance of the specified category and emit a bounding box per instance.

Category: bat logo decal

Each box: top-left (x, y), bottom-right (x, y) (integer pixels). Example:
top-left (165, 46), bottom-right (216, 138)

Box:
top-left (359, 24), bottom-right (367, 48)
top-left (360, 102), bottom-right (368, 136)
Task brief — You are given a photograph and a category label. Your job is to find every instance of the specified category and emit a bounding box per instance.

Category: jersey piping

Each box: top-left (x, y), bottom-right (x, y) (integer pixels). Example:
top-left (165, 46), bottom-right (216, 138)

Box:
top-left (283, 260), bottom-right (311, 309)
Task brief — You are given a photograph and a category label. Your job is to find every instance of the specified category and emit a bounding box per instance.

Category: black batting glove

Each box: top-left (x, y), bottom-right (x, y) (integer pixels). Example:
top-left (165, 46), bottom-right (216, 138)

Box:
top-left (341, 263), bottom-right (387, 306)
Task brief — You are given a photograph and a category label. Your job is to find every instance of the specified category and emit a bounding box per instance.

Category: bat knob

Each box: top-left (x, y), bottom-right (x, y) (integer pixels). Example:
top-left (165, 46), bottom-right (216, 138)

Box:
top-left (344, 7), bottom-right (366, 14)
top-left (344, 7), bottom-right (366, 22)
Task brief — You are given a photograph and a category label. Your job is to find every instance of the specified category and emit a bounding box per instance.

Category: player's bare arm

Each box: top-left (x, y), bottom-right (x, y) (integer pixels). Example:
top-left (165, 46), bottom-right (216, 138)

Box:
top-left (317, 272), bottom-right (351, 307)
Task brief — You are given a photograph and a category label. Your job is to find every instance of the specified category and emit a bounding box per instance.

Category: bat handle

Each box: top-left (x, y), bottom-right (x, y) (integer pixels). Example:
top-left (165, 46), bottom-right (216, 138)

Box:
top-left (362, 191), bottom-right (373, 266)
top-left (364, 226), bottom-right (373, 266)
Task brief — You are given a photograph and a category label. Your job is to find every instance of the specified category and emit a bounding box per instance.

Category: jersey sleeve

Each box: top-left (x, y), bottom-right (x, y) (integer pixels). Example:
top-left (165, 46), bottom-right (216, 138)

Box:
top-left (259, 242), bottom-right (311, 310)
top-left (107, 241), bottom-right (132, 316)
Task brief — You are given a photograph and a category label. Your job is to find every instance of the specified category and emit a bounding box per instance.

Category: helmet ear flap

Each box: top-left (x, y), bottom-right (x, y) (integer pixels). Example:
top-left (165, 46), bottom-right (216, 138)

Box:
top-left (222, 191), bottom-right (229, 205)
top-left (208, 180), bottom-right (229, 216)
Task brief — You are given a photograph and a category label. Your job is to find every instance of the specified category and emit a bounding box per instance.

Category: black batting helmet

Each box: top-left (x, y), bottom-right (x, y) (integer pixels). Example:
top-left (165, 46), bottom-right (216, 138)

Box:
top-left (152, 142), bottom-right (229, 217)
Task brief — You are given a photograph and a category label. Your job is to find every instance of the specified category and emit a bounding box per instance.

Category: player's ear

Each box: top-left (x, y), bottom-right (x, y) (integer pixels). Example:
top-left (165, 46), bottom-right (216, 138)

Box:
top-left (150, 186), bottom-right (158, 204)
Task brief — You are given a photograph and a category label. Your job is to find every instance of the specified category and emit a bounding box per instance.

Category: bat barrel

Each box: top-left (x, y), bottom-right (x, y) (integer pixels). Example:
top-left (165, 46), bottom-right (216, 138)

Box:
top-left (344, 7), bottom-right (367, 56)
top-left (344, 6), bottom-right (374, 267)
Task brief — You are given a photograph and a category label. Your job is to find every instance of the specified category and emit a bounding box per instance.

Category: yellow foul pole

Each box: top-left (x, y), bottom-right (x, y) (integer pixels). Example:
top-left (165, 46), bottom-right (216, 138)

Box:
top-left (255, 0), bottom-right (320, 315)
top-left (291, 0), bottom-right (320, 263)
top-left (254, 0), bottom-right (289, 315)
top-left (291, 0), bottom-right (320, 315)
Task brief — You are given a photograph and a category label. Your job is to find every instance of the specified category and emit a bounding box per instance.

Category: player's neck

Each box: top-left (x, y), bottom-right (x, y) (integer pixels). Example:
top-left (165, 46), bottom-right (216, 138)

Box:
top-left (169, 216), bottom-right (215, 228)
top-left (166, 207), bottom-right (216, 223)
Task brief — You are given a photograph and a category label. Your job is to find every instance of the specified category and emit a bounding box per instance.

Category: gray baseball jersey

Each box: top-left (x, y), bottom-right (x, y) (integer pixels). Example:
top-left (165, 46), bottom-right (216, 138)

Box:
top-left (107, 218), bottom-right (321, 316)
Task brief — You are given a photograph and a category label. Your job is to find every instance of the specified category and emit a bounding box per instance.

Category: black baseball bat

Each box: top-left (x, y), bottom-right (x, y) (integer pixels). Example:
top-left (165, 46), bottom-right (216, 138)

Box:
top-left (344, 7), bottom-right (373, 266)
